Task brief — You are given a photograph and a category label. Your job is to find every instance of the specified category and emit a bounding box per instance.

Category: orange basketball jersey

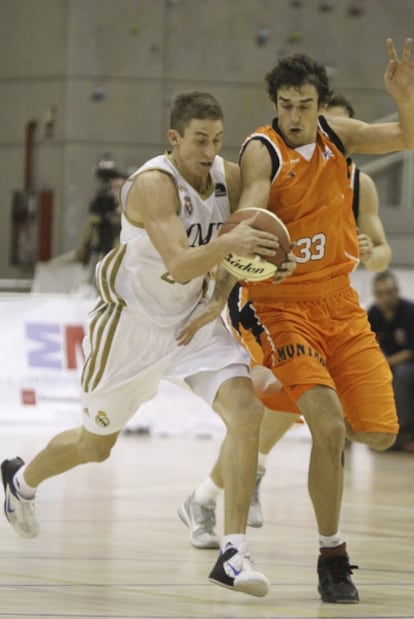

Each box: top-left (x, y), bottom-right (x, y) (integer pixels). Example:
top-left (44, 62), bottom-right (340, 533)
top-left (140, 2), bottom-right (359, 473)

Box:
top-left (241, 116), bottom-right (360, 297)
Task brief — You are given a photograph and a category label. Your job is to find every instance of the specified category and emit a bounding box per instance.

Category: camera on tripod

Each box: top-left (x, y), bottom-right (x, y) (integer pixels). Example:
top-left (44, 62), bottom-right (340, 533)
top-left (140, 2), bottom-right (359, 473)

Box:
top-left (86, 157), bottom-right (127, 259)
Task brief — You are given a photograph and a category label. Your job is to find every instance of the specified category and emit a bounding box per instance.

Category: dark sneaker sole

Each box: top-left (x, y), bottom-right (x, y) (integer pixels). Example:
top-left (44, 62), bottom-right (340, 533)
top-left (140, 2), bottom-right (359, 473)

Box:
top-left (318, 584), bottom-right (359, 604)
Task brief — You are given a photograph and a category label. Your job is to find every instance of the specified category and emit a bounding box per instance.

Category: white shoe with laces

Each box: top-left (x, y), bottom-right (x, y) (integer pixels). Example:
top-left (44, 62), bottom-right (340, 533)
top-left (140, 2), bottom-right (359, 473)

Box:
top-left (209, 542), bottom-right (269, 597)
top-left (1, 457), bottom-right (40, 539)
top-left (178, 492), bottom-right (220, 549)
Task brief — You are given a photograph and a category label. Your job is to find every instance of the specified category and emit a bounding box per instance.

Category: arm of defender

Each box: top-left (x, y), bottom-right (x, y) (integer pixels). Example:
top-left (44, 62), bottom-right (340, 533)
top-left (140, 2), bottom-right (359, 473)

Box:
top-left (330, 38), bottom-right (414, 154)
top-left (176, 264), bottom-right (238, 345)
top-left (238, 140), bottom-right (273, 210)
top-left (357, 172), bottom-right (392, 272)
top-left (239, 140), bottom-right (297, 281)
top-left (224, 160), bottom-right (241, 214)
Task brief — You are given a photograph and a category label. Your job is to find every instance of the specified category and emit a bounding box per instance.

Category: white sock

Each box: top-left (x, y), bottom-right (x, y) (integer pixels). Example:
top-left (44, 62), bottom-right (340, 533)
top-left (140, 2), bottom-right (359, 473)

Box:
top-left (13, 465), bottom-right (37, 499)
top-left (194, 476), bottom-right (221, 506)
top-left (319, 532), bottom-right (344, 549)
top-left (222, 533), bottom-right (246, 551)
top-left (258, 452), bottom-right (267, 471)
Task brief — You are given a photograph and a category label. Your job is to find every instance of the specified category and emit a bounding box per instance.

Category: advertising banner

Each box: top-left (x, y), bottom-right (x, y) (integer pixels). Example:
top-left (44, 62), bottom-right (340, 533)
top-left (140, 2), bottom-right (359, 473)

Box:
top-left (0, 294), bottom-right (225, 436)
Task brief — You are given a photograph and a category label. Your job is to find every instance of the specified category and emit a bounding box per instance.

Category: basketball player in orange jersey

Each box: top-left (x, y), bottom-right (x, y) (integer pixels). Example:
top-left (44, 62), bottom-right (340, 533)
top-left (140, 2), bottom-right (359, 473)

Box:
top-left (1, 92), bottom-right (297, 598)
top-left (179, 92), bottom-right (392, 539)
top-left (226, 92), bottom-right (394, 523)
top-left (178, 38), bottom-right (414, 604)
top-left (239, 92), bottom-right (394, 526)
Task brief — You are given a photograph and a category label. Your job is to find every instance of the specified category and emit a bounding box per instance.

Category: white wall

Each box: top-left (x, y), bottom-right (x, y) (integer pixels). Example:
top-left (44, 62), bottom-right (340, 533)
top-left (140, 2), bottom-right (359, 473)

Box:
top-left (1, 0), bottom-right (414, 279)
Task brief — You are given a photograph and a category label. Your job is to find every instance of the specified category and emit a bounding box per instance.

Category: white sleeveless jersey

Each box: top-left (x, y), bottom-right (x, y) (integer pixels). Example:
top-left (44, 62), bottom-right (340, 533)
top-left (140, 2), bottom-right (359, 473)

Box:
top-left (94, 154), bottom-right (231, 327)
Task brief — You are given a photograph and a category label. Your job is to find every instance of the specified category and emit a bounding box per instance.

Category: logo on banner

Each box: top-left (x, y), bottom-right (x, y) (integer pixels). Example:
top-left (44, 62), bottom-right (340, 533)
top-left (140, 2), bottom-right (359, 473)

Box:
top-left (25, 323), bottom-right (85, 369)
top-left (21, 389), bottom-right (37, 405)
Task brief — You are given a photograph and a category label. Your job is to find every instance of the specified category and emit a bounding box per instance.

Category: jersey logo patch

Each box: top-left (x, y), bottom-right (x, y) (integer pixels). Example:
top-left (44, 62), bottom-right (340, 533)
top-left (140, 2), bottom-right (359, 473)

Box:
top-left (183, 196), bottom-right (193, 216)
top-left (214, 183), bottom-right (227, 197)
top-left (322, 146), bottom-right (335, 161)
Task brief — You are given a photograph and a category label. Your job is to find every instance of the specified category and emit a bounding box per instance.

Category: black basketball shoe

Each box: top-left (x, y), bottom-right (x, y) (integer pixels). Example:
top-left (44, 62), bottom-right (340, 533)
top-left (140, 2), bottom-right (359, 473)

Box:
top-left (317, 543), bottom-right (359, 603)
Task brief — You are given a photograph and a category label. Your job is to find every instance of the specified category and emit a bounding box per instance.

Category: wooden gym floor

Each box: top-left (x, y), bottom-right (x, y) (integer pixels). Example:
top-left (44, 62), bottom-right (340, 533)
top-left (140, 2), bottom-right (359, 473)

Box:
top-left (1, 427), bottom-right (413, 619)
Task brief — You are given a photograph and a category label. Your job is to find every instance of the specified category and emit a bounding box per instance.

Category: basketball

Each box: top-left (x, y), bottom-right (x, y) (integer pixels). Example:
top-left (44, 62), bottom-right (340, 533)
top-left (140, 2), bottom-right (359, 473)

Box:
top-left (218, 207), bottom-right (291, 281)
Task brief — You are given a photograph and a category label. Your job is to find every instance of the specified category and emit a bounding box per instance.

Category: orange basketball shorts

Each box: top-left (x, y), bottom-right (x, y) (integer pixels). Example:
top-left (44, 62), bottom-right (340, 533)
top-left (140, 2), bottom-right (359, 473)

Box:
top-left (246, 278), bottom-right (398, 435)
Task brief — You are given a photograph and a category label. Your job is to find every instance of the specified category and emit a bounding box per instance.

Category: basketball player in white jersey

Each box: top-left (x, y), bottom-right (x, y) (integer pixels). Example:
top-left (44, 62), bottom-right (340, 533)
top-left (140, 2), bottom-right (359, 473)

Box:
top-left (1, 92), bottom-right (294, 598)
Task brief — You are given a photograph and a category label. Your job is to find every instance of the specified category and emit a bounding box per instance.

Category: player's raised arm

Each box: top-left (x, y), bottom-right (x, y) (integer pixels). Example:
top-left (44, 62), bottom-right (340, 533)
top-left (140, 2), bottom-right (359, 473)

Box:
top-left (332, 38), bottom-right (414, 155)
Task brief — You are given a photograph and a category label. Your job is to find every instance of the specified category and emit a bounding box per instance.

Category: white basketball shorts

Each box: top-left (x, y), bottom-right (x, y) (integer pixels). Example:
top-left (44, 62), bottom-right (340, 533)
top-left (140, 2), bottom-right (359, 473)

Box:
top-left (81, 303), bottom-right (249, 435)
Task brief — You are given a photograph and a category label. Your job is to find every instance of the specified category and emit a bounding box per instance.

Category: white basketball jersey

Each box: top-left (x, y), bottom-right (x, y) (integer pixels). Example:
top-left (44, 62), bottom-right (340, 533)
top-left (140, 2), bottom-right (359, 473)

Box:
top-left (94, 154), bottom-right (230, 327)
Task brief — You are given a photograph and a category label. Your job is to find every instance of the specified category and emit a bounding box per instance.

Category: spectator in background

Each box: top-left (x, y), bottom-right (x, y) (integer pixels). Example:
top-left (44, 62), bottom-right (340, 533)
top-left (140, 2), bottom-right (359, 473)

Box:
top-left (74, 158), bottom-right (127, 278)
top-left (368, 270), bottom-right (414, 451)
top-left (32, 157), bottom-right (128, 296)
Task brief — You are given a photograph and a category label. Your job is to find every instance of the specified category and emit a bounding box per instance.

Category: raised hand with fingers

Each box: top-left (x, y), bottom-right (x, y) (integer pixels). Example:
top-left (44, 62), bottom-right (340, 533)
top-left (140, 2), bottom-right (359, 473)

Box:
top-left (384, 37), bottom-right (414, 102)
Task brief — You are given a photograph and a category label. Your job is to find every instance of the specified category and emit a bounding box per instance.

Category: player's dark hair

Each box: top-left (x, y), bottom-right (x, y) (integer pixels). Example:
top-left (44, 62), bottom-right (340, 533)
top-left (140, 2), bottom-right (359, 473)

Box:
top-left (373, 270), bottom-right (399, 288)
top-left (265, 54), bottom-right (332, 105)
top-left (170, 91), bottom-right (223, 135)
top-left (327, 93), bottom-right (355, 118)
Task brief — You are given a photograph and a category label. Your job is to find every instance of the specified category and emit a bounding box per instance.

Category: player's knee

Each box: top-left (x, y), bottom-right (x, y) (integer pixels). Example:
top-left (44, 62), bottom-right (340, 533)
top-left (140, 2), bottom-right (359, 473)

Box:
top-left (78, 432), bottom-right (118, 463)
top-left (213, 378), bottom-right (264, 431)
top-left (88, 443), bottom-right (113, 462)
top-left (221, 395), bottom-right (264, 435)
top-left (366, 432), bottom-right (396, 451)
top-left (311, 417), bottom-right (346, 452)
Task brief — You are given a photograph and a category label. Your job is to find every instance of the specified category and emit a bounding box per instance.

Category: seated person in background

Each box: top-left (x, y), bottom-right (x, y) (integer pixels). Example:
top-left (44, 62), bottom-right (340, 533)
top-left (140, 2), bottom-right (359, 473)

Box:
top-left (367, 270), bottom-right (414, 451)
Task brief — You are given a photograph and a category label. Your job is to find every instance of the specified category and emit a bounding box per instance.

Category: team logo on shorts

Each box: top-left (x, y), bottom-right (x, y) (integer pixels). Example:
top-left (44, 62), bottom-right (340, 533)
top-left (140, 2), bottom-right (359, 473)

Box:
top-left (95, 411), bottom-right (110, 428)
